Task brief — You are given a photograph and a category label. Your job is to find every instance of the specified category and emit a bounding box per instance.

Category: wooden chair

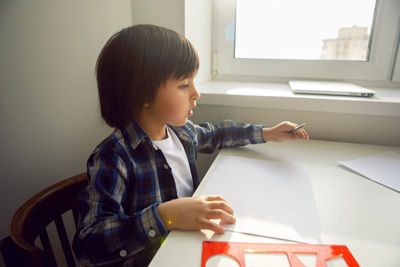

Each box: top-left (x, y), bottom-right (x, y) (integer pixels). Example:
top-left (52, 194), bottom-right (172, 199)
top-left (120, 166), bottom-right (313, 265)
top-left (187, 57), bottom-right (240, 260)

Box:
top-left (9, 173), bottom-right (88, 267)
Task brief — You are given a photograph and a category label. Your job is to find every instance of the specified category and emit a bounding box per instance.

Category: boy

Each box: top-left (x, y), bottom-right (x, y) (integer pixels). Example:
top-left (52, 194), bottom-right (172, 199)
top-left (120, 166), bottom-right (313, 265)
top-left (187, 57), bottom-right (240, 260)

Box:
top-left (73, 24), bottom-right (308, 266)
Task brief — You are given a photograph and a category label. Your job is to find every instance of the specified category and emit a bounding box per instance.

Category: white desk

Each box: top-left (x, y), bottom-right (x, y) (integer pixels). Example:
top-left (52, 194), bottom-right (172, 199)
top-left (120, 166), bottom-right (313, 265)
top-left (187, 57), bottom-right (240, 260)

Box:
top-left (149, 140), bottom-right (400, 267)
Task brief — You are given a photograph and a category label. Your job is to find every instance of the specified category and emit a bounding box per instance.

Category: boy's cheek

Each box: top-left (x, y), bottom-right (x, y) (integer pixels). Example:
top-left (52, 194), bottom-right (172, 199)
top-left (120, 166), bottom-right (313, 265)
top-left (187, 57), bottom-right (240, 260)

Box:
top-left (161, 104), bottom-right (185, 121)
top-left (168, 103), bottom-right (185, 116)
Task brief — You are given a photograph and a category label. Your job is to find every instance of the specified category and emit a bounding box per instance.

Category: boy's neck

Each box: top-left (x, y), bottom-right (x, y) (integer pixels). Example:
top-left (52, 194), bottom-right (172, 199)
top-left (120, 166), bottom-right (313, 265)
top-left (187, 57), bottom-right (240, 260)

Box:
top-left (135, 113), bottom-right (168, 141)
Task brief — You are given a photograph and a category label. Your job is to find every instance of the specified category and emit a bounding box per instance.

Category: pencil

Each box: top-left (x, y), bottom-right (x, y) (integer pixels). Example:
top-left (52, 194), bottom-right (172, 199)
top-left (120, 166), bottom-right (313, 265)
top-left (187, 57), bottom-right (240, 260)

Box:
top-left (290, 123), bottom-right (307, 133)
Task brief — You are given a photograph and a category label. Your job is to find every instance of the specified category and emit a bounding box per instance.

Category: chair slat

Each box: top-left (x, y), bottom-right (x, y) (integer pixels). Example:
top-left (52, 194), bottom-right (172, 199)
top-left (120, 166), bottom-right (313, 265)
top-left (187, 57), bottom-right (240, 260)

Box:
top-left (54, 215), bottom-right (76, 267)
top-left (72, 206), bottom-right (79, 229)
top-left (39, 228), bottom-right (57, 267)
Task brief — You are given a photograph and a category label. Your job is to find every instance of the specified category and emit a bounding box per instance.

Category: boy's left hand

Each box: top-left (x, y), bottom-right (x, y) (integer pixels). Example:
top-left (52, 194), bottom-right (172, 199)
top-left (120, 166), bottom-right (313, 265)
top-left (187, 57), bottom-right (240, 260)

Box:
top-left (262, 121), bottom-right (309, 142)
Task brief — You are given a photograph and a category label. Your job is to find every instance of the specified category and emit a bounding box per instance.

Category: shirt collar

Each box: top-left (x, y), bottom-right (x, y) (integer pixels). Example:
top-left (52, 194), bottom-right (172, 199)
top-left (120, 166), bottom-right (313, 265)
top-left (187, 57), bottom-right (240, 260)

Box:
top-left (122, 120), bottom-right (151, 150)
top-left (122, 121), bottom-right (194, 150)
top-left (169, 123), bottom-right (194, 143)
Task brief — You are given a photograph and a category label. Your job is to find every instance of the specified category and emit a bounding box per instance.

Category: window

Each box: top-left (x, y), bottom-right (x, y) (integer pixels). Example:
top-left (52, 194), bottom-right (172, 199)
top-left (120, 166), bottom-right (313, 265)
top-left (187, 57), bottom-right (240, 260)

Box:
top-left (235, 0), bottom-right (375, 61)
top-left (212, 0), bottom-right (400, 83)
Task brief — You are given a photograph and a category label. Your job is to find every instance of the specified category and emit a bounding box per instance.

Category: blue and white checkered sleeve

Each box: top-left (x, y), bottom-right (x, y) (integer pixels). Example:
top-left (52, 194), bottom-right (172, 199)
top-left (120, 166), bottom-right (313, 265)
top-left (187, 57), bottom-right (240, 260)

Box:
top-left (189, 120), bottom-right (266, 154)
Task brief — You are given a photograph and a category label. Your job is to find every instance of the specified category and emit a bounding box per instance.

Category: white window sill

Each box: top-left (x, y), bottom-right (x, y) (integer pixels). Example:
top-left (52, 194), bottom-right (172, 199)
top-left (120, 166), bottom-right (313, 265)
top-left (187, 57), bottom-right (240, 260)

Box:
top-left (198, 81), bottom-right (400, 117)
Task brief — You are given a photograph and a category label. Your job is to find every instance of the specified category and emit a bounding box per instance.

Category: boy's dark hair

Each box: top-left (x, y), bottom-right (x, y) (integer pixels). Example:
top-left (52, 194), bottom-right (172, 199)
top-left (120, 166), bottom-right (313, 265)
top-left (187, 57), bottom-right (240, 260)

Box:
top-left (96, 24), bottom-right (199, 129)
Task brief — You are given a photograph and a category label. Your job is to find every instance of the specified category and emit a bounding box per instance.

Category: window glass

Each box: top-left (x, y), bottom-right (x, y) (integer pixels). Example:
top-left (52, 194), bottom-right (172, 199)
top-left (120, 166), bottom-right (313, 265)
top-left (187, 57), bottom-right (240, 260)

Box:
top-left (235, 0), bottom-right (376, 61)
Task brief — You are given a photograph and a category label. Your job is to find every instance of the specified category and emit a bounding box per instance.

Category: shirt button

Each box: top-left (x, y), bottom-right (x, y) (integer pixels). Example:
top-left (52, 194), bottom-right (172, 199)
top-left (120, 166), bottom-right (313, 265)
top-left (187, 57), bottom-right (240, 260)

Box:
top-left (148, 229), bottom-right (156, 237)
top-left (163, 164), bottom-right (169, 169)
top-left (119, 250), bottom-right (127, 257)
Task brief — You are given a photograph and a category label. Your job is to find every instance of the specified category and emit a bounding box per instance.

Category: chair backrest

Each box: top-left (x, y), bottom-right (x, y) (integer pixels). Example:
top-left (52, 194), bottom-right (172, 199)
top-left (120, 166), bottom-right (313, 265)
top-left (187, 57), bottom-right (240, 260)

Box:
top-left (9, 173), bottom-right (88, 267)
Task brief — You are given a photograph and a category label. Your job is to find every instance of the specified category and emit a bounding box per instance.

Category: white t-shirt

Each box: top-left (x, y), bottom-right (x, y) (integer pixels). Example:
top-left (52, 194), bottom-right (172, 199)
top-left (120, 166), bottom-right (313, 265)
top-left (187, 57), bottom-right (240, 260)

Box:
top-left (152, 126), bottom-right (194, 198)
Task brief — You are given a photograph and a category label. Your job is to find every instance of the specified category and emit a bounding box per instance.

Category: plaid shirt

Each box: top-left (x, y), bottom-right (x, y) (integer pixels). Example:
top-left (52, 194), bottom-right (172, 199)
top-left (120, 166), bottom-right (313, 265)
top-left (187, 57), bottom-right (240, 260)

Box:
top-left (72, 120), bottom-right (265, 266)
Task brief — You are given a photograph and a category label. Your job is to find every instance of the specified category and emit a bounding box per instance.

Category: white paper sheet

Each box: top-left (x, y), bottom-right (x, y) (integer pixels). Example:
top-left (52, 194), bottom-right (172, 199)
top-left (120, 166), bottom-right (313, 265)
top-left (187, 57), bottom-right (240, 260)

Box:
top-left (338, 151), bottom-right (400, 193)
top-left (201, 156), bottom-right (321, 243)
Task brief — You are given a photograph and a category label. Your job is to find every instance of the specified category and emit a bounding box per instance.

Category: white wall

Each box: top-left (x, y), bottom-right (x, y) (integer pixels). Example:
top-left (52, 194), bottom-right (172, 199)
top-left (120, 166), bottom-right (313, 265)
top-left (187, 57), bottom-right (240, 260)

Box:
top-left (0, 0), bottom-right (131, 249)
top-left (131, 0), bottom-right (185, 34)
top-left (185, 0), bottom-right (212, 84)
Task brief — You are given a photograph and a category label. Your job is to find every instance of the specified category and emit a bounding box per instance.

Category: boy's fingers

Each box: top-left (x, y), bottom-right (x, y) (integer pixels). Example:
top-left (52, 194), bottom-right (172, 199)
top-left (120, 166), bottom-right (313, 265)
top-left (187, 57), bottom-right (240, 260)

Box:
top-left (289, 122), bottom-right (298, 130)
top-left (204, 195), bottom-right (228, 203)
top-left (208, 201), bottom-right (234, 215)
top-left (281, 123), bottom-right (296, 133)
top-left (298, 129), bottom-right (309, 140)
top-left (296, 130), bottom-right (306, 139)
top-left (283, 133), bottom-right (297, 140)
top-left (302, 130), bottom-right (309, 140)
top-left (207, 209), bottom-right (236, 224)
top-left (220, 215), bottom-right (236, 225)
top-left (202, 219), bottom-right (225, 234)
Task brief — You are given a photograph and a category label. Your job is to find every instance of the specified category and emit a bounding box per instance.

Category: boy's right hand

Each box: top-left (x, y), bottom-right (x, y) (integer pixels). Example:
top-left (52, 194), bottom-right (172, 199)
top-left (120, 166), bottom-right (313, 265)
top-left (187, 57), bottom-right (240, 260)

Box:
top-left (157, 195), bottom-right (236, 234)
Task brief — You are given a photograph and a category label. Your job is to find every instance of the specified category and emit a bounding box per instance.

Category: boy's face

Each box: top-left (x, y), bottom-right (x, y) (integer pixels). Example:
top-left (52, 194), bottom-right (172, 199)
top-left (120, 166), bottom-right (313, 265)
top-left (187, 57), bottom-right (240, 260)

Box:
top-left (147, 73), bottom-right (200, 127)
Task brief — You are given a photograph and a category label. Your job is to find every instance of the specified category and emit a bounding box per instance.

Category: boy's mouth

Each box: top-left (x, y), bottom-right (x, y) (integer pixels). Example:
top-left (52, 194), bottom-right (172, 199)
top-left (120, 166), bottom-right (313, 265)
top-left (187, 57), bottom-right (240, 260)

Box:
top-left (188, 104), bottom-right (196, 117)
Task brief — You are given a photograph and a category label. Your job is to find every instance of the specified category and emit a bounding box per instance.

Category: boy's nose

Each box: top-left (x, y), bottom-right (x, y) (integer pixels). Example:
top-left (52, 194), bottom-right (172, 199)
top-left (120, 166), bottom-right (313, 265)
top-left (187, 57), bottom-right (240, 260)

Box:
top-left (192, 86), bottom-right (201, 101)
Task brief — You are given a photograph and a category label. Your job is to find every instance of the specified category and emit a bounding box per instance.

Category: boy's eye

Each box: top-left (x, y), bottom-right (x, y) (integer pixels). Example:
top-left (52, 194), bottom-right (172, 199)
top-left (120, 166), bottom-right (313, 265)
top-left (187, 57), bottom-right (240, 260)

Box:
top-left (179, 84), bottom-right (190, 89)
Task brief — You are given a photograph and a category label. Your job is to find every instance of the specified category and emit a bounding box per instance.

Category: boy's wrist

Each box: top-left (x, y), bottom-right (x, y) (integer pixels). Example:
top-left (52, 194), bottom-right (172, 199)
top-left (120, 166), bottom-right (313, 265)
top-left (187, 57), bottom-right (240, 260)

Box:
top-left (262, 127), bottom-right (272, 141)
top-left (157, 203), bottom-right (173, 231)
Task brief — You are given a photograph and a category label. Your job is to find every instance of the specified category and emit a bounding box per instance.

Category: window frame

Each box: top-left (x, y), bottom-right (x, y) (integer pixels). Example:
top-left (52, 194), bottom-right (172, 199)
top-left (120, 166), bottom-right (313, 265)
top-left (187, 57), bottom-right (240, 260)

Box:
top-left (212, 0), bottom-right (400, 84)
